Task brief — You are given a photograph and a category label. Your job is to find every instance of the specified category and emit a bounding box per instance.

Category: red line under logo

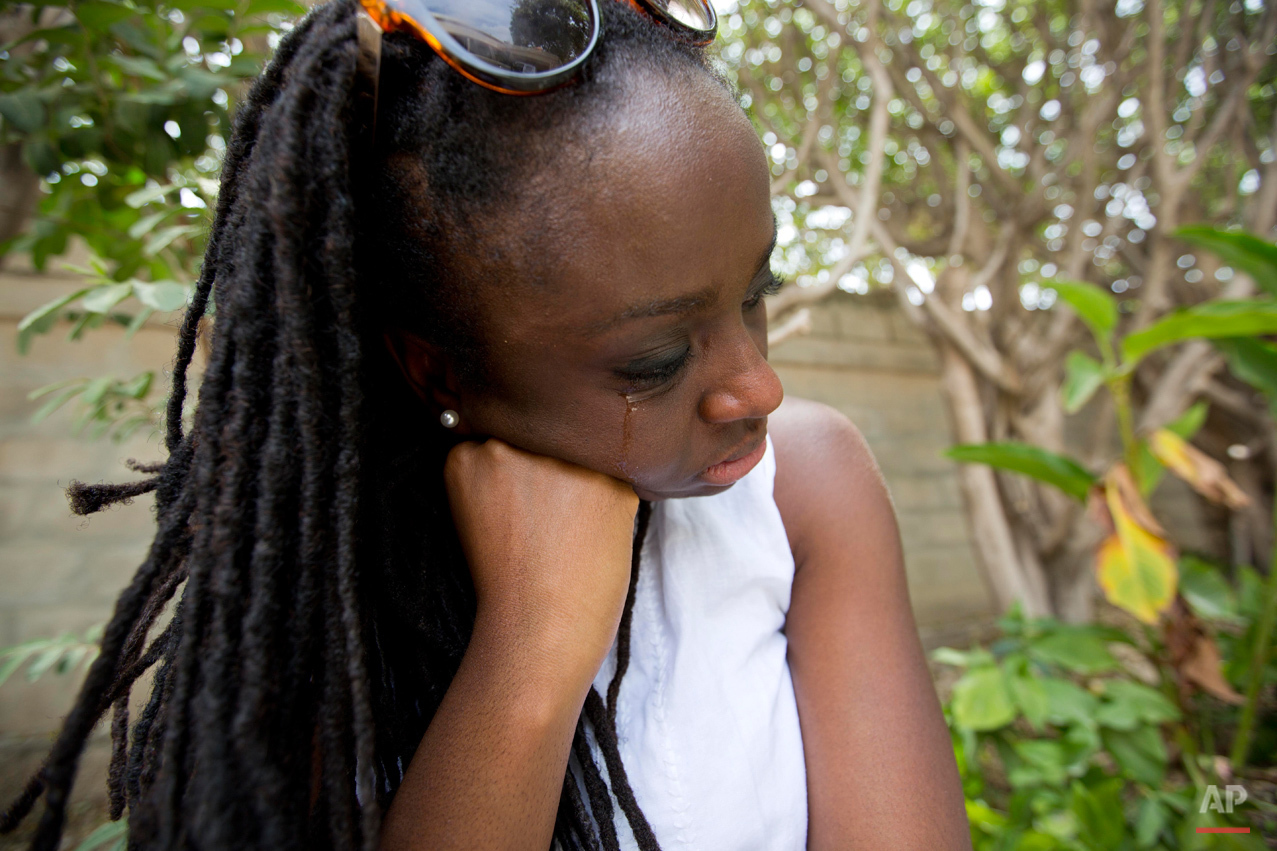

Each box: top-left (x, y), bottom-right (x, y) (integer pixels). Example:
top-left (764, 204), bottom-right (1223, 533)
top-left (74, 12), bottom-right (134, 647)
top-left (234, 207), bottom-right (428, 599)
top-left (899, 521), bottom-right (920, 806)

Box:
top-left (1195, 827), bottom-right (1251, 833)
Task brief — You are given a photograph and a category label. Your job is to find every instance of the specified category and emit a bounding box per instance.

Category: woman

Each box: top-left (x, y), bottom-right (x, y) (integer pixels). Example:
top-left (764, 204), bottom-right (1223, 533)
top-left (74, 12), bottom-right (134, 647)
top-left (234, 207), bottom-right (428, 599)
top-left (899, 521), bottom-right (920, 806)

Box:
top-left (2, 1), bottom-right (969, 849)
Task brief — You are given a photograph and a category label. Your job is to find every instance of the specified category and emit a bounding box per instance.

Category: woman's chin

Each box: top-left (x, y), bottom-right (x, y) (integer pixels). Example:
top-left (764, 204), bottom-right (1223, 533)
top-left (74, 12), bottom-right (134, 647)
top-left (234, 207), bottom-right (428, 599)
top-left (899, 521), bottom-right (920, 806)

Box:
top-left (632, 479), bottom-right (738, 502)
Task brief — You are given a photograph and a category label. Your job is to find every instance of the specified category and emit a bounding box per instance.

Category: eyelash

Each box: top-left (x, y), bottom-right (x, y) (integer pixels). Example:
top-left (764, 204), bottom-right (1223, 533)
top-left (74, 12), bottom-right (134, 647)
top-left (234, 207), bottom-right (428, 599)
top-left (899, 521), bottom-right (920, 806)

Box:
top-left (619, 349), bottom-right (695, 392)
top-left (744, 272), bottom-right (785, 310)
top-left (618, 273), bottom-right (785, 390)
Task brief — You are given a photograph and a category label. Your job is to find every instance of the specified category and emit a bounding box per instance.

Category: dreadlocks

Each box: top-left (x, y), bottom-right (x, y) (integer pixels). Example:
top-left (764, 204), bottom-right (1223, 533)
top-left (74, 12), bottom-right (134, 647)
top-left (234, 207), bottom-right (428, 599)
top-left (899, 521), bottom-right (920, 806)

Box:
top-left (1, 1), bottom-right (729, 848)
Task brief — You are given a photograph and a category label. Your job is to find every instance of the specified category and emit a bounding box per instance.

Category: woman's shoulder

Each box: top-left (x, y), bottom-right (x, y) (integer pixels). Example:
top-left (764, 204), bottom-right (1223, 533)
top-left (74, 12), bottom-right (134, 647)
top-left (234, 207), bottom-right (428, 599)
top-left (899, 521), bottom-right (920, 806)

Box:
top-left (767, 396), bottom-right (886, 497)
top-left (766, 396), bottom-right (893, 567)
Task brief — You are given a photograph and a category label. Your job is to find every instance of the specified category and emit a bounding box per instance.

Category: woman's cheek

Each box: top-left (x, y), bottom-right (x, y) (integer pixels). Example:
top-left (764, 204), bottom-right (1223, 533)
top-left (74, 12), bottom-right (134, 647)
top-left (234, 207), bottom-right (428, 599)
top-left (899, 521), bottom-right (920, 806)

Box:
top-left (629, 411), bottom-right (699, 496)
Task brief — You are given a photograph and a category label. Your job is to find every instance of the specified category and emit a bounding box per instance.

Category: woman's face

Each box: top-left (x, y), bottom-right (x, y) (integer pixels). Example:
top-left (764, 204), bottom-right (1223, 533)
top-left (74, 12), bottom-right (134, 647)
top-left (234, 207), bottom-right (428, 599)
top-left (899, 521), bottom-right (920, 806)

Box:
top-left (410, 72), bottom-right (782, 501)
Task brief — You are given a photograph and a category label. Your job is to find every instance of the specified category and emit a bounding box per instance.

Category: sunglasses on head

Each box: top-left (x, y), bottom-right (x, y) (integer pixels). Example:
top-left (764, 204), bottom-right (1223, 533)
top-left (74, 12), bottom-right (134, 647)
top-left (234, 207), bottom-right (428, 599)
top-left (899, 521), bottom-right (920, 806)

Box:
top-left (355, 0), bottom-right (717, 99)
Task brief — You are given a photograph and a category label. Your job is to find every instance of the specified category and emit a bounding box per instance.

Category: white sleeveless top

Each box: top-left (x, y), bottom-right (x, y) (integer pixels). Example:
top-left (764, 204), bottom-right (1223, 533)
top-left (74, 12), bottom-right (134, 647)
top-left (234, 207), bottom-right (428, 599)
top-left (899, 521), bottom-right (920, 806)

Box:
top-left (564, 433), bottom-right (808, 850)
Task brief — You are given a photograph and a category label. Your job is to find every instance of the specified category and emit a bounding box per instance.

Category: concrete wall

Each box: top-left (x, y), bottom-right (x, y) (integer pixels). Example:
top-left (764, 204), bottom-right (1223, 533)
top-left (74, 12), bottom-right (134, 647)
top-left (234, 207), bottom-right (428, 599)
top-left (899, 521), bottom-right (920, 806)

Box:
top-left (0, 268), bottom-right (996, 830)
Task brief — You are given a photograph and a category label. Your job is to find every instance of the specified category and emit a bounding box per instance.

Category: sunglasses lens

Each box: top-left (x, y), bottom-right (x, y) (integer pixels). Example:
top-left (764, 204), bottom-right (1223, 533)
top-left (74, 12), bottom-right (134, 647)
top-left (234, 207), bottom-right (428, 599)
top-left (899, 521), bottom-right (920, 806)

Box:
top-left (419, 0), bottom-right (595, 73)
top-left (646, 0), bottom-right (714, 32)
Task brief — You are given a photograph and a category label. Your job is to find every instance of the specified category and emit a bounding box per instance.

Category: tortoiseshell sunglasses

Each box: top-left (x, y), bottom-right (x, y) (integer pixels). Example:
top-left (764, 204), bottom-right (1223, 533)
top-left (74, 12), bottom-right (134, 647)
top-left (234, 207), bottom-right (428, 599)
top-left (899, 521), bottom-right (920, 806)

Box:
top-left (355, 0), bottom-right (717, 99)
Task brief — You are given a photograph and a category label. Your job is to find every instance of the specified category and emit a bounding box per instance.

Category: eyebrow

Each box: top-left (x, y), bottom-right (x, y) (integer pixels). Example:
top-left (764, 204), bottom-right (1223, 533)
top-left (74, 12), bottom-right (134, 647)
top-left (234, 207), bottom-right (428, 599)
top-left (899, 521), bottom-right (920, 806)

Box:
top-left (586, 219), bottom-right (779, 336)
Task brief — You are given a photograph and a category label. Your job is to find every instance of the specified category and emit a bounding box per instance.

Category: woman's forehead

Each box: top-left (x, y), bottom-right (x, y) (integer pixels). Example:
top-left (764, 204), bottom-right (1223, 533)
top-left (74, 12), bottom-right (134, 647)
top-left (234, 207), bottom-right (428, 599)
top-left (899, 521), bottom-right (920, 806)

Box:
top-left (481, 73), bottom-right (773, 336)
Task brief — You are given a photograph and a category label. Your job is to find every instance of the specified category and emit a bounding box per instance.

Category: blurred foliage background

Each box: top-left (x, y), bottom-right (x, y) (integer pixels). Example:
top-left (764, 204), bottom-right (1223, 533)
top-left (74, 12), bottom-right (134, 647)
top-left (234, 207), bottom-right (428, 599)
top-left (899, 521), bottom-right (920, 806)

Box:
top-left (1, 0), bottom-right (1276, 846)
top-left (0, 0), bottom-right (299, 438)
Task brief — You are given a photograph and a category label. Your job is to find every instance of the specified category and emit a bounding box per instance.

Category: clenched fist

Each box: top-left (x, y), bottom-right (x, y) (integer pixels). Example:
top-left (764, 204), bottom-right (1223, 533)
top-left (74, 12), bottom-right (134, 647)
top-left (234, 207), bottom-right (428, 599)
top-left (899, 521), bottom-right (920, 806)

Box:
top-left (444, 438), bottom-right (641, 682)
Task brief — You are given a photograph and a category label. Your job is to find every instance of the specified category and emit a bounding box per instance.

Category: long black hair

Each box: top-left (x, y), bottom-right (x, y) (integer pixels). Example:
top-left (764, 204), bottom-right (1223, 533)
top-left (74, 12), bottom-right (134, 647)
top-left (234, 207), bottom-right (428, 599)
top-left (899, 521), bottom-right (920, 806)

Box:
top-left (0, 1), bottom-right (731, 849)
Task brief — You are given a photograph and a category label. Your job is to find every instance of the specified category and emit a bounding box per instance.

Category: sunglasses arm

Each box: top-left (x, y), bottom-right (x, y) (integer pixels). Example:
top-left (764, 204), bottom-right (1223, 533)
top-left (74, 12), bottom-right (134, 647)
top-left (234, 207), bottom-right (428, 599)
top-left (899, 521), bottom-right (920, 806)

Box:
top-left (356, 10), bottom-right (383, 144)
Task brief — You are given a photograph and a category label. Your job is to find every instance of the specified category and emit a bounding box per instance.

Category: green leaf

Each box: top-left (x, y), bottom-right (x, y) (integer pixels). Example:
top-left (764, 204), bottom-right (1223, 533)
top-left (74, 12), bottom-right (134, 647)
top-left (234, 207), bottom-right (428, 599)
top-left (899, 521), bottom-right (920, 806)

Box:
top-left (127, 209), bottom-right (175, 240)
top-left (81, 376), bottom-right (112, 406)
top-left (1029, 630), bottom-right (1119, 674)
top-left (1061, 721), bottom-right (1102, 768)
top-left (119, 371), bottom-right (153, 399)
top-left (73, 818), bottom-right (127, 851)
top-left (132, 280), bottom-right (189, 311)
top-left (16, 311), bottom-right (58, 356)
top-left (1100, 680), bottom-right (1180, 724)
top-left (176, 66), bottom-right (230, 99)
top-left (1095, 699), bottom-right (1140, 730)
top-left (951, 666), bottom-right (1017, 731)
top-left (17, 288), bottom-right (93, 335)
top-left (24, 139), bottom-right (61, 177)
top-left (125, 85), bottom-right (182, 106)
top-left (964, 799), bottom-right (1007, 831)
top-left (1009, 739), bottom-right (1068, 787)
top-left (144, 225), bottom-right (196, 256)
top-left (81, 282), bottom-right (134, 314)
top-left (31, 384), bottom-right (86, 424)
top-left (1179, 554), bottom-right (1240, 621)
top-left (26, 642), bottom-right (70, 681)
top-left (1040, 678), bottom-right (1099, 727)
top-left (77, 0), bottom-right (136, 30)
top-left (1010, 674), bottom-right (1049, 730)
top-left (28, 378), bottom-right (85, 403)
top-left (0, 91), bottom-right (48, 134)
top-left (114, 412), bottom-right (153, 441)
top-left (930, 646), bottom-right (994, 668)
top-left (107, 54), bottom-right (166, 81)
top-left (1167, 401), bottom-right (1209, 439)
top-left (1238, 565), bottom-right (1265, 620)
top-left (945, 442), bottom-right (1096, 502)
top-left (1132, 438), bottom-right (1162, 498)
top-left (0, 647), bottom-right (35, 687)
top-left (1071, 777), bottom-right (1128, 848)
top-left (1061, 350), bottom-right (1107, 413)
top-left (57, 644), bottom-right (89, 675)
top-left (124, 306), bottom-right (154, 337)
top-left (1214, 337), bottom-right (1277, 405)
top-left (1135, 795), bottom-right (1168, 848)
top-left (2, 23), bottom-right (80, 52)
top-left (244, 0), bottom-right (306, 14)
top-left (1049, 280), bottom-right (1118, 343)
top-left (1101, 725), bottom-right (1168, 787)
top-left (107, 52), bottom-right (166, 79)
top-left (174, 0), bottom-right (239, 9)
top-left (1173, 226), bottom-right (1277, 297)
top-left (1122, 301), bottom-right (1277, 365)
top-left (225, 53), bottom-right (265, 77)
top-left (125, 183), bottom-right (178, 208)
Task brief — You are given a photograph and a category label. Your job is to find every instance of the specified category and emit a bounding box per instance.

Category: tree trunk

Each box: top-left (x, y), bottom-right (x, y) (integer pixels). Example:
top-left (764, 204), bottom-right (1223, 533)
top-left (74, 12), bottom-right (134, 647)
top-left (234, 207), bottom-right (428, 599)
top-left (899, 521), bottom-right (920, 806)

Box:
top-left (0, 143), bottom-right (38, 261)
top-left (938, 341), bottom-right (1052, 616)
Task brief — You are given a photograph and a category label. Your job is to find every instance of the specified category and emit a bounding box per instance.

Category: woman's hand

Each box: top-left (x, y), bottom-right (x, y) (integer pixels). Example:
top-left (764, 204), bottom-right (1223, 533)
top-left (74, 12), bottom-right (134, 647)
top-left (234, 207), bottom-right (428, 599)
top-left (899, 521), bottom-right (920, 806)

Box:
top-left (379, 439), bottom-right (639, 851)
top-left (444, 437), bottom-right (641, 681)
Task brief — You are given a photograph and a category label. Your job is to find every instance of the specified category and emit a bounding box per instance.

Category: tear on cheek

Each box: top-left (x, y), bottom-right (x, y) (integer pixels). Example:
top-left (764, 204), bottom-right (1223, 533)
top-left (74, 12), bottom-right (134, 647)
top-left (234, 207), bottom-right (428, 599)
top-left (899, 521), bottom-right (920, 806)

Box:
top-left (616, 393), bottom-right (638, 480)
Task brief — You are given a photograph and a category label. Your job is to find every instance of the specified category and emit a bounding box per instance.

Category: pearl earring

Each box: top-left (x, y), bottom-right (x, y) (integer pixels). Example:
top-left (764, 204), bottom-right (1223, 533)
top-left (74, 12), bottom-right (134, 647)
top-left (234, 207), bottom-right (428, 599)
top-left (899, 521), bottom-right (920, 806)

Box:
top-left (440, 409), bottom-right (459, 429)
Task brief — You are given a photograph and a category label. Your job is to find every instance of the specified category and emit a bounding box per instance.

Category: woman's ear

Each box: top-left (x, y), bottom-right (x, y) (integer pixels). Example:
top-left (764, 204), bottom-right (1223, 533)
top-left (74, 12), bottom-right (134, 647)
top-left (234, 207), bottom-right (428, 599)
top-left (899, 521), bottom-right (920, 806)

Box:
top-left (382, 329), bottom-right (463, 415)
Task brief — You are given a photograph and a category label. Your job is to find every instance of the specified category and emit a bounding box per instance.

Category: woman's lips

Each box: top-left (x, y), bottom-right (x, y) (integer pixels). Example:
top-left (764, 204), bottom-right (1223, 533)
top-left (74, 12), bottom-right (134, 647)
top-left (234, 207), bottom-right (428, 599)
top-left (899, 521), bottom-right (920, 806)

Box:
top-left (698, 436), bottom-right (767, 486)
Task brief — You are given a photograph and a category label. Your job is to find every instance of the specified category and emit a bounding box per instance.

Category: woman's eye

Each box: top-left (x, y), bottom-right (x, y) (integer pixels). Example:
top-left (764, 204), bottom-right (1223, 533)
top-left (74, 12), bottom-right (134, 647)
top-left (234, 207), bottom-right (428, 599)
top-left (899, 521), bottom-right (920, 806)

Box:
top-left (744, 273), bottom-right (784, 310)
top-left (616, 348), bottom-right (693, 389)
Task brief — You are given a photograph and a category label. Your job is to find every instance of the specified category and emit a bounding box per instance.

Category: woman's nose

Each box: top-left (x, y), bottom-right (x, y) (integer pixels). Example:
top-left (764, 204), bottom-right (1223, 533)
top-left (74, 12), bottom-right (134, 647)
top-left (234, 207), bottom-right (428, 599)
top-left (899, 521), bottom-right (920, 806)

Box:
top-left (698, 330), bottom-right (784, 423)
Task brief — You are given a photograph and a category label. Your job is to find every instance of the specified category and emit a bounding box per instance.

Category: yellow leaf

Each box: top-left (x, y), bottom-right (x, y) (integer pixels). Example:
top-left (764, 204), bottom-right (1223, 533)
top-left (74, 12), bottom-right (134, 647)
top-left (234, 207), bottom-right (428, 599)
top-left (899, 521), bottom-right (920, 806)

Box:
top-left (1148, 429), bottom-right (1250, 510)
top-left (1109, 464), bottom-right (1165, 535)
top-left (1095, 467), bottom-right (1178, 624)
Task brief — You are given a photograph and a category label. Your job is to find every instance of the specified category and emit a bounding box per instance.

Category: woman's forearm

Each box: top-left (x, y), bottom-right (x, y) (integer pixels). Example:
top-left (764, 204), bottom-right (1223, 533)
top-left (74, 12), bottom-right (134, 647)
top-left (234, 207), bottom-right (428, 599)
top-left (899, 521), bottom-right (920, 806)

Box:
top-left (378, 609), bottom-right (596, 851)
